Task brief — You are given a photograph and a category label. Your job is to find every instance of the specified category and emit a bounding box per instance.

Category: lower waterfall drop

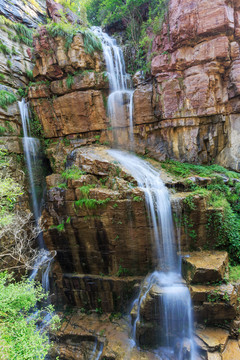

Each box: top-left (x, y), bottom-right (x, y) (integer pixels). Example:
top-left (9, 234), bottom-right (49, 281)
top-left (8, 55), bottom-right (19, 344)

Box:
top-left (108, 150), bottom-right (196, 359)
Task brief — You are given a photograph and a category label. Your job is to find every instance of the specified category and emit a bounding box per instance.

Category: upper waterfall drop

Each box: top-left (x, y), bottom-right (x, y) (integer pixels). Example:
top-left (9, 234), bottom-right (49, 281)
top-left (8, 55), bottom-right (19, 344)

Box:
top-left (91, 27), bottom-right (134, 144)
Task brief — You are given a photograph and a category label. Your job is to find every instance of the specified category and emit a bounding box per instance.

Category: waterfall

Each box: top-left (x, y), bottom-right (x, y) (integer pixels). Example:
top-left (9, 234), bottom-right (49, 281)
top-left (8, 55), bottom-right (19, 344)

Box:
top-left (91, 27), bottom-right (134, 146)
top-left (90, 26), bottom-right (196, 358)
top-left (18, 99), bottom-right (53, 292)
top-left (109, 151), bottom-right (195, 359)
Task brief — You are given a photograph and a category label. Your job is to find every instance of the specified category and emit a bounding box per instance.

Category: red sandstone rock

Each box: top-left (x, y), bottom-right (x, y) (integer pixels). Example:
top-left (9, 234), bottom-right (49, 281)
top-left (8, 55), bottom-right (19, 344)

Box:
top-left (31, 90), bottom-right (107, 137)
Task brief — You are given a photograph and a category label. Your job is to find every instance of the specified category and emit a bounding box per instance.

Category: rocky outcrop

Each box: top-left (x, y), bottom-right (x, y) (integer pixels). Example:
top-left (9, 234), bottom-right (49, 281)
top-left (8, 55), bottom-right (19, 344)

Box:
top-left (140, 0), bottom-right (240, 170)
top-left (28, 26), bottom-right (109, 139)
top-left (42, 146), bottom-right (159, 309)
top-left (0, 0), bottom-right (46, 28)
top-left (182, 251), bottom-right (229, 284)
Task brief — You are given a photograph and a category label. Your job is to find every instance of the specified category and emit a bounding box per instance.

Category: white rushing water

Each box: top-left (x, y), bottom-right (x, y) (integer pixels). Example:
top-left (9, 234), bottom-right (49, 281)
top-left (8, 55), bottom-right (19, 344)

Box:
top-left (18, 99), bottom-right (53, 293)
top-left (91, 27), bottom-right (134, 145)
top-left (109, 150), bottom-right (195, 359)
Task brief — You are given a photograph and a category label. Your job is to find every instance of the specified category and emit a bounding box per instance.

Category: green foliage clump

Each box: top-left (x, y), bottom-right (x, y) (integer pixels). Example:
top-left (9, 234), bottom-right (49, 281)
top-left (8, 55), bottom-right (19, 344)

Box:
top-left (0, 90), bottom-right (17, 111)
top-left (132, 195), bottom-right (143, 202)
top-left (85, 0), bottom-right (169, 72)
top-left (115, 264), bottom-right (130, 277)
top-left (50, 221), bottom-right (65, 232)
top-left (0, 272), bottom-right (60, 360)
top-left (171, 161), bottom-right (240, 264)
top-left (0, 125), bottom-right (6, 135)
top-left (26, 70), bottom-right (34, 81)
top-left (0, 149), bottom-right (23, 227)
top-left (0, 40), bottom-right (11, 55)
top-left (66, 73), bottom-right (74, 89)
top-left (207, 199), bottom-right (240, 265)
top-left (45, 21), bottom-right (102, 54)
top-left (229, 265), bottom-right (240, 282)
top-left (161, 160), bottom-right (240, 179)
top-left (0, 16), bottom-right (33, 46)
top-left (29, 108), bottom-right (44, 138)
top-left (62, 165), bottom-right (86, 180)
top-left (75, 197), bottom-right (110, 209)
top-left (0, 73), bottom-right (5, 81)
top-left (6, 59), bottom-right (12, 68)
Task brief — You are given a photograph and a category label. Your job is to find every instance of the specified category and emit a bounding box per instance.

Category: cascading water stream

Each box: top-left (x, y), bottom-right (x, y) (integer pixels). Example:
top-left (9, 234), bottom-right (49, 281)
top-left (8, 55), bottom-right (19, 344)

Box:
top-left (90, 26), bottom-right (196, 359)
top-left (19, 99), bottom-right (54, 310)
top-left (91, 27), bottom-right (134, 147)
top-left (108, 151), bottom-right (196, 359)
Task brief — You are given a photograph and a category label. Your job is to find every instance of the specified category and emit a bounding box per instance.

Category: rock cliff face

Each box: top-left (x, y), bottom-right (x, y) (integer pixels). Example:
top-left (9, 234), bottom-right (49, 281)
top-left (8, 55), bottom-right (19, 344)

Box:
top-left (30, 0), bottom-right (240, 171)
top-left (148, 0), bottom-right (240, 170)
top-left (0, 0), bottom-right (46, 155)
top-left (12, 0), bottom-right (240, 358)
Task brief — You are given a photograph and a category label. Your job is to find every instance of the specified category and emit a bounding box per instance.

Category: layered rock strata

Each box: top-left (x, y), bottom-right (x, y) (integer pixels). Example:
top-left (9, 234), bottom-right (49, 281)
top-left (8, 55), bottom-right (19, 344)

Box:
top-left (148, 0), bottom-right (240, 170)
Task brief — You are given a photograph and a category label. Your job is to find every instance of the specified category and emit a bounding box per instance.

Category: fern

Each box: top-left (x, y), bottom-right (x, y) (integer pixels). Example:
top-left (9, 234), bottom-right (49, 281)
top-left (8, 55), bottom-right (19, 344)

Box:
top-left (75, 197), bottom-right (110, 209)
top-left (79, 184), bottom-right (96, 196)
top-left (0, 90), bottom-right (17, 111)
top-left (66, 74), bottom-right (74, 89)
top-left (0, 41), bottom-right (11, 55)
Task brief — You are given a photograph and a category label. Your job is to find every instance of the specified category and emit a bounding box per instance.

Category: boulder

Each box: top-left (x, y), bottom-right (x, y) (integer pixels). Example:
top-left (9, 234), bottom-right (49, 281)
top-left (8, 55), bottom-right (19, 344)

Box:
top-left (182, 251), bottom-right (229, 284)
top-left (196, 327), bottom-right (229, 352)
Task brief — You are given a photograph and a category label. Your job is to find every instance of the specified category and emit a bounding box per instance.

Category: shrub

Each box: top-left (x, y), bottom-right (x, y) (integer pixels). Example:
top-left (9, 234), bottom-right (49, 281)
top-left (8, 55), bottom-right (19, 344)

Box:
top-left (0, 272), bottom-right (60, 359)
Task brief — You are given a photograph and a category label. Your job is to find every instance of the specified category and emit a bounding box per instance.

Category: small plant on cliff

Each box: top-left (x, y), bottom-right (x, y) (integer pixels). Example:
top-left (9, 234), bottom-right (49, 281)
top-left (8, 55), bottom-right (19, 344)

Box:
top-left (0, 40), bottom-right (11, 55)
top-left (6, 60), bottom-right (12, 68)
top-left (50, 221), bottom-right (65, 232)
top-left (0, 90), bottom-right (17, 110)
top-left (66, 73), bottom-right (74, 89)
top-left (26, 70), bottom-right (34, 81)
top-left (115, 265), bottom-right (130, 277)
top-left (0, 16), bottom-right (33, 46)
top-left (75, 197), bottom-right (110, 209)
top-left (62, 165), bottom-right (86, 180)
top-left (0, 125), bottom-right (6, 135)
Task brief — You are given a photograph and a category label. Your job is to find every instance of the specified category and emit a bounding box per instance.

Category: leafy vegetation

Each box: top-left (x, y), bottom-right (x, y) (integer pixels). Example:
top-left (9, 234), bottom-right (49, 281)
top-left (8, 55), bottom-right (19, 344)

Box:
top-left (85, 0), bottom-right (169, 72)
top-left (26, 70), bottom-right (34, 81)
top-left (0, 149), bottom-right (23, 227)
top-left (161, 160), bottom-right (240, 179)
top-left (166, 161), bottom-right (240, 264)
top-left (0, 16), bottom-right (33, 46)
top-left (0, 272), bottom-right (59, 359)
top-left (46, 21), bottom-right (102, 54)
top-left (229, 265), bottom-right (240, 282)
top-left (0, 90), bottom-right (17, 111)
top-left (62, 165), bottom-right (86, 180)
top-left (66, 73), bottom-right (74, 89)
top-left (75, 197), bottom-right (110, 209)
top-left (0, 40), bottom-right (11, 55)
